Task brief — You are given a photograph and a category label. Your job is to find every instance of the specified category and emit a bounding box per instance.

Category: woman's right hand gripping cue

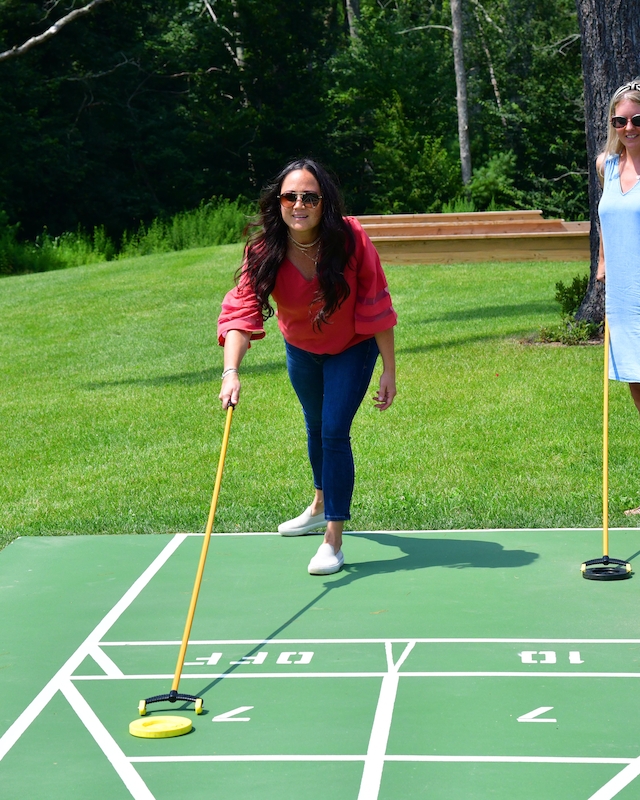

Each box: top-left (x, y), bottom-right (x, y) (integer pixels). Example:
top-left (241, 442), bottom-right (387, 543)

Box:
top-left (219, 329), bottom-right (251, 409)
top-left (220, 370), bottom-right (241, 409)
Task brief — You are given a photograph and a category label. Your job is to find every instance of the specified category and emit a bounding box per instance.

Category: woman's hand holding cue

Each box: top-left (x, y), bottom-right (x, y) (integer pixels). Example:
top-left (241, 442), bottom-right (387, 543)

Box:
top-left (219, 329), bottom-right (251, 409)
top-left (220, 371), bottom-right (240, 409)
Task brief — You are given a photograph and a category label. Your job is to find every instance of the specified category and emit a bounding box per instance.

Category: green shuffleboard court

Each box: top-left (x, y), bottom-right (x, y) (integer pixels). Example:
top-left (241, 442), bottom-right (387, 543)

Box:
top-left (2, 529), bottom-right (640, 800)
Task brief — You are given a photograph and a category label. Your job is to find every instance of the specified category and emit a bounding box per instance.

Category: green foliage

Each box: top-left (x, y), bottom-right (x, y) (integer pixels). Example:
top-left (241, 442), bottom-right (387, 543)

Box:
top-left (554, 273), bottom-right (589, 316)
top-left (536, 272), bottom-right (597, 344)
top-left (441, 197), bottom-right (476, 214)
top-left (537, 316), bottom-right (599, 345)
top-left (463, 0), bottom-right (587, 219)
top-left (366, 96), bottom-right (461, 213)
top-left (468, 152), bottom-right (523, 210)
top-left (0, 0), bottom-right (589, 233)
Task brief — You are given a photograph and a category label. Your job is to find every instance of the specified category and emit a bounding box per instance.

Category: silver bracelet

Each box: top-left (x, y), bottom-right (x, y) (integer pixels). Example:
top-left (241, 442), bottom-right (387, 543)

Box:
top-left (221, 367), bottom-right (238, 380)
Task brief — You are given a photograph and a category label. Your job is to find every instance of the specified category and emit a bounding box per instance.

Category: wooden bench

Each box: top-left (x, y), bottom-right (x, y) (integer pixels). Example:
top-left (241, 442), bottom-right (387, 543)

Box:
top-left (356, 211), bottom-right (590, 264)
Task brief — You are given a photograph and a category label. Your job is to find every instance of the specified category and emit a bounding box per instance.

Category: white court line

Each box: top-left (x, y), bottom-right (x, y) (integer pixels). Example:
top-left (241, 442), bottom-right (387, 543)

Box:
top-left (182, 527), bottom-right (631, 535)
top-left (73, 672), bottom-right (388, 680)
top-left (587, 755), bottom-right (640, 799)
top-left (131, 755), bottom-right (366, 763)
top-left (100, 638), bottom-right (640, 646)
top-left (60, 681), bottom-right (155, 800)
top-left (128, 754), bottom-right (634, 765)
top-left (0, 533), bottom-right (186, 767)
top-left (90, 645), bottom-right (124, 677)
top-left (71, 671), bottom-right (640, 681)
top-left (357, 642), bottom-right (415, 800)
top-left (386, 756), bottom-right (634, 765)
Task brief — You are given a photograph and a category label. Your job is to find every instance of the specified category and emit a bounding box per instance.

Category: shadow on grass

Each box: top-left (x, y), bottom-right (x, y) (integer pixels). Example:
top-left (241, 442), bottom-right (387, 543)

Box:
top-left (397, 332), bottom-right (512, 354)
top-left (397, 301), bottom-right (557, 354)
top-left (189, 533), bottom-right (538, 706)
top-left (429, 301), bottom-right (556, 323)
top-left (82, 360), bottom-right (286, 389)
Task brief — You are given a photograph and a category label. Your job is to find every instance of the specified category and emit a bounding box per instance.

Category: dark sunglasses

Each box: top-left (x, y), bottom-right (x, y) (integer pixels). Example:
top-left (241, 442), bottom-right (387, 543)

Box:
top-left (611, 114), bottom-right (640, 128)
top-left (278, 192), bottom-right (323, 208)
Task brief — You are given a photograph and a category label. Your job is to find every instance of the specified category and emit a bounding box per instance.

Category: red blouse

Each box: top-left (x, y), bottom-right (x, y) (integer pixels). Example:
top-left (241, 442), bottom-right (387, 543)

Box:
top-left (217, 217), bottom-right (397, 355)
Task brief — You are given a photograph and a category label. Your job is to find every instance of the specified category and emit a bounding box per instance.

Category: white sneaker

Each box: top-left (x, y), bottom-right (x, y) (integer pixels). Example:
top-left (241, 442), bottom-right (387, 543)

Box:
top-left (278, 506), bottom-right (326, 536)
top-left (308, 543), bottom-right (344, 575)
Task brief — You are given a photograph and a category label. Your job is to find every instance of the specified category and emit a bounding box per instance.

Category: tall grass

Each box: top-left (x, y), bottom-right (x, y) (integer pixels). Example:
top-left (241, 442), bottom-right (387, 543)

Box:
top-left (119, 198), bottom-right (253, 258)
top-left (2, 248), bottom-right (639, 552)
top-left (0, 212), bottom-right (64, 275)
top-left (1, 198), bottom-right (253, 275)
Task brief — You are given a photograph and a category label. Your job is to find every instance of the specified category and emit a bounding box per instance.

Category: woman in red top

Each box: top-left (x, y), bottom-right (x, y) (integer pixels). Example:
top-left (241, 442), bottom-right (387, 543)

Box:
top-left (218, 158), bottom-right (397, 575)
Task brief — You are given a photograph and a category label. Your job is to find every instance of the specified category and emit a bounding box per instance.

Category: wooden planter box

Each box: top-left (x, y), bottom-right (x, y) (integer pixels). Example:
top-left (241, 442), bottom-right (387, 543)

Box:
top-left (357, 211), bottom-right (590, 264)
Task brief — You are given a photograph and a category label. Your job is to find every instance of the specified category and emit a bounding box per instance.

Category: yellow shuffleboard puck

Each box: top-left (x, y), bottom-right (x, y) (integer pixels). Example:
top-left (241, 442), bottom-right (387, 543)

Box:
top-left (129, 715), bottom-right (193, 739)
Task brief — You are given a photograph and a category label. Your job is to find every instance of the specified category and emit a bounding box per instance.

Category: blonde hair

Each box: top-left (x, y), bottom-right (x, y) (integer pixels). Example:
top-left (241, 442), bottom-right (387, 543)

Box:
top-left (597, 78), bottom-right (640, 177)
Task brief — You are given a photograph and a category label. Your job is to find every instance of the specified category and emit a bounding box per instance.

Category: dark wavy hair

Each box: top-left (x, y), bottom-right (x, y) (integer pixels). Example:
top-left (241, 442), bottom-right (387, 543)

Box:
top-left (239, 158), bottom-right (355, 328)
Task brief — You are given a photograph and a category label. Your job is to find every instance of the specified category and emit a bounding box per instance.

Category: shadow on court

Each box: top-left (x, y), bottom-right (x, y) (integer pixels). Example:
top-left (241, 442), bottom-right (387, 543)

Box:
top-left (339, 533), bottom-right (538, 579)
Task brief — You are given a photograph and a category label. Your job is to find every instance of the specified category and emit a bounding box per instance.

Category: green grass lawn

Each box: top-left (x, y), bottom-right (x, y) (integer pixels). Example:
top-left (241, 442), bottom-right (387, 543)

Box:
top-left (1, 246), bottom-right (639, 551)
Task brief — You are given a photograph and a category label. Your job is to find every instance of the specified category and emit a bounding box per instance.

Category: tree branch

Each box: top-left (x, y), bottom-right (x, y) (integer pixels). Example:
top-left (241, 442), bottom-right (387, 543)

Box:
top-left (470, 0), bottom-right (507, 128)
top-left (201, 0), bottom-right (244, 70)
top-left (537, 34), bottom-right (581, 56)
top-left (0, 0), bottom-right (113, 64)
top-left (469, 0), bottom-right (503, 34)
top-left (550, 170), bottom-right (588, 181)
top-left (397, 24), bottom-right (452, 35)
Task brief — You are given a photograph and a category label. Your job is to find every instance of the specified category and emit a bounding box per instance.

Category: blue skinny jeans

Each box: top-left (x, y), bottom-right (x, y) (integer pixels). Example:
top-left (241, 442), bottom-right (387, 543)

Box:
top-left (285, 337), bottom-right (379, 521)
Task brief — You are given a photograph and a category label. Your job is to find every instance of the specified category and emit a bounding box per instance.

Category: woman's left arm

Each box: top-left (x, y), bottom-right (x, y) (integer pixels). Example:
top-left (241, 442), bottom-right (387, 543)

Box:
top-left (373, 327), bottom-right (396, 410)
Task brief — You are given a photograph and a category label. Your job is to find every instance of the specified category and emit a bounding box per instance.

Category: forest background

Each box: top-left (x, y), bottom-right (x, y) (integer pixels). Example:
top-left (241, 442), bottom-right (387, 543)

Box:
top-left (0, 0), bottom-right (585, 269)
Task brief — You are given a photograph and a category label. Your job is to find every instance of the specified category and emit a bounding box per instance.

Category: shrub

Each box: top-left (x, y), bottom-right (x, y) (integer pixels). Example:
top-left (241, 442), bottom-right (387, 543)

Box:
top-left (366, 95), bottom-right (462, 214)
top-left (537, 271), bottom-right (598, 344)
top-left (554, 273), bottom-right (589, 316)
top-left (468, 151), bottom-right (524, 210)
top-left (538, 316), bottom-right (599, 345)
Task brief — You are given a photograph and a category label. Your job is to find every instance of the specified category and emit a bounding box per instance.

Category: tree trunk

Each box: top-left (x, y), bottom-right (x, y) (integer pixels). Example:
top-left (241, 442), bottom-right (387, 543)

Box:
top-left (451, 0), bottom-right (472, 186)
top-left (344, 0), bottom-right (360, 42)
top-left (574, 0), bottom-right (640, 323)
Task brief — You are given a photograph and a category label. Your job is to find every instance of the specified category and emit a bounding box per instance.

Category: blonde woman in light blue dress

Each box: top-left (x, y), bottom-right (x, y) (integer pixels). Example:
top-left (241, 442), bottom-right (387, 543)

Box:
top-left (596, 79), bottom-right (640, 515)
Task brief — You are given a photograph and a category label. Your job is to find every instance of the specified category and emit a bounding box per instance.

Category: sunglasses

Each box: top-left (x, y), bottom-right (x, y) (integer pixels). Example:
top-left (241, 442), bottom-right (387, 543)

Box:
top-left (278, 192), bottom-right (323, 208)
top-left (611, 114), bottom-right (640, 128)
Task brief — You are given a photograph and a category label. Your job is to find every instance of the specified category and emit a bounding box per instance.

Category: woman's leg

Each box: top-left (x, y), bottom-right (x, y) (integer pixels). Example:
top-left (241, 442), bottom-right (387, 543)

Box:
top-left (285, 342), bottom-right (325, 489)
top-left (629, 383), bottom-right (640, 414)
top-left (284, 338), bottom-right (378, 567)
top-left (284, 342), bottom-right (325, 506)
top-left (625, 383), bottom-right (640, 515)
top-left (320, 338), bottom-right (379, 552)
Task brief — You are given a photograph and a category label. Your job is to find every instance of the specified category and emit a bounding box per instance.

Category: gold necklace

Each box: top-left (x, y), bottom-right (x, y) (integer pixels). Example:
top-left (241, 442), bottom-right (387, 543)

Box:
top-left (288, 234), bottom-right (321, 265)
top-left (288, 233), bottom-right (320, 249)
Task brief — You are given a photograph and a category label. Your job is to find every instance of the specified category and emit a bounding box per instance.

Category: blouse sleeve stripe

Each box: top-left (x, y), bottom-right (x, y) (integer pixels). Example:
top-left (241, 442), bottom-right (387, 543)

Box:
top-left (356, 287), bottom-right (391, 306)
top-left (355, 306), bottom-right (396, 324)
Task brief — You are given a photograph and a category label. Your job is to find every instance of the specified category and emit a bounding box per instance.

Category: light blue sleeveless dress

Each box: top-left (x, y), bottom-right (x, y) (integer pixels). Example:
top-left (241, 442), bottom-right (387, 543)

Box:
top-left (598, 154), bottom-right (640, 382)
